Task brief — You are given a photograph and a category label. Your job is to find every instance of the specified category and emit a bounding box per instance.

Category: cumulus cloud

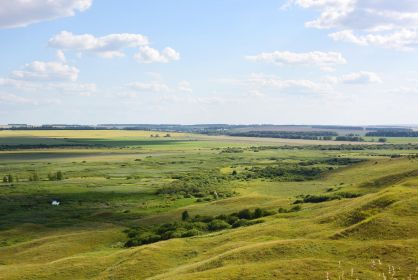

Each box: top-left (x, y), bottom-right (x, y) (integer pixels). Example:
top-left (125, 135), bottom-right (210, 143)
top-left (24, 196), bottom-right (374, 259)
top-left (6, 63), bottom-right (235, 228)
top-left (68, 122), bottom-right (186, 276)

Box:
top-left (127, 79), bottom-right (192, 94)
top-left (56, 50), bottom-right (67, 62)
top-left (0, 59), bottom-right (97, 97)
top-left (47, 82), bottom-right (97, 96)
top-left (246, 73), bottom-right (328, 93)
top-left (49, 31), bottom-right (149, 58)
top-left (128, 81), bottom-right (170, 93)
top-left (330, 29), bottom-right (418, 50)
top-left (245, 51), bottom-right (346, 70)
top-left (286, 0), bottom-right (418, 50)
top-left (134, 46), bottom-right (180, 63)
top-left (326, 71), bottom-right (382, 84)
top-left (0, 93), bottom-right (34, 104)
top-left (0, 0), bottom-right (92, 29)
top-left (11, 61), bottom-right (79, 82)
top-left (177, 81), bottom-right (193, 93)
top-left (216, 73), bottom-right (332, 95)
top-left (49, 31), bottom-right (180, 62)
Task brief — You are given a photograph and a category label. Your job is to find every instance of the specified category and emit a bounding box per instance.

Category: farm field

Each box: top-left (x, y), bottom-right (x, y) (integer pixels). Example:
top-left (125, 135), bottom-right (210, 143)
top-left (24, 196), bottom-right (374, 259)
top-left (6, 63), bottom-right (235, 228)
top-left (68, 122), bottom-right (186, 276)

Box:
top-left (0, 130), bottom-right (417, 280)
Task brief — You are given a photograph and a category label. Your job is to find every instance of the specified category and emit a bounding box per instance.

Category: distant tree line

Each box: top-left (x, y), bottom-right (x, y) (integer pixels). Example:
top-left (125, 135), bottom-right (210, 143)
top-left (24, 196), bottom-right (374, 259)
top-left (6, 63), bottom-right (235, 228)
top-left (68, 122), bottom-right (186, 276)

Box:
top-left (248, 143), bottom-right (418, 151)
top-left (366, 130), bottom-right (418, 137)
top-left (365, 127), bottom-right (412, 131)
top-left (2, 174), bottom-right (18, 183)
top-left (2, 171), bottom-right (64, 183)
top-left (335, 136), bottom-right (364, 142)
top-left (311, 125), bottom-right (364, 130)
top-left (227, 131), bottom-right (337, 140)
top-left (0, 144), bottom-right (104, 150)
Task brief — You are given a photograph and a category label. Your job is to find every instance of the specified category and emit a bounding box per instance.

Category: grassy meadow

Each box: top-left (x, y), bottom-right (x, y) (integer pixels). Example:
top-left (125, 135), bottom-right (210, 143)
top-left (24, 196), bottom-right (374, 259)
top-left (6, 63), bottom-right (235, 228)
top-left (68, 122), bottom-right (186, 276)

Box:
top-left (0, 130), bottom-right (417, 279)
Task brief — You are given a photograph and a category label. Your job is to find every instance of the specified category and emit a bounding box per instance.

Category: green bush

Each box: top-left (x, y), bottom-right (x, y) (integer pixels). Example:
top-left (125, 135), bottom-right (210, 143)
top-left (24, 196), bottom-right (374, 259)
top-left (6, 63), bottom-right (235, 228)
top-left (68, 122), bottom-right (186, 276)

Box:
top-left (182, 229), bottom-right (201, 237)
top-left (208, 219), bottom-right (231, 231)
top-left (237, 209), bottom-right (252, 219)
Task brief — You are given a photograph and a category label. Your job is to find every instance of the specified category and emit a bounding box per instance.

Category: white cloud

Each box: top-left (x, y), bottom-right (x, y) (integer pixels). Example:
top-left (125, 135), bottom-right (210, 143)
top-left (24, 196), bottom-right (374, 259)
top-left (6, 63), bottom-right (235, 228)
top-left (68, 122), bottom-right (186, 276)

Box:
top-left (134, 46), bottom-right (180, 63)
top-left (177, 81), bottom-right (193, 93)
top-left (49, 31), bottom-right (180, 62)
top-left (287, 0), bottom-right (418, 50)
top-left (127, 79), bottom-right (192, 94)
top-left (247, 73), bottom-right (328, 93)
top-left (0, 0), bottom-right (92, 29)
top-left (0, 93), bottom-right (34, 104)
top-left (245, 51), bottom-right (346, 70)
top-left (11, 61), bottom-right (79, 82)
top-left (0, 59), bottom-right (97, 97)
top-left (330, 29), bottom-right (418, 50)
top-left (326, 71), bottom-right (382, 84)
top-left (56, 50), bottom-right (67, 62)
top-left (49, 31), bottom-right (149, 58)
top-left (128, 81), bottom-right (170, 93)
top-left (47, 82), bottom-right (96, 96)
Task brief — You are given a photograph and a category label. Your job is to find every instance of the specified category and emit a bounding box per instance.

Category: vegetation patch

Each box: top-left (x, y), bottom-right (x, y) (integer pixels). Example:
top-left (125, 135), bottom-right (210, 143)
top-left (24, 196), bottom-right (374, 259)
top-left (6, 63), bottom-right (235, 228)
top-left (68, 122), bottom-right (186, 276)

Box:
top-left (124, 208), bottom-right (273, 247)
top-left (294, 192), bottom-right (362, 204)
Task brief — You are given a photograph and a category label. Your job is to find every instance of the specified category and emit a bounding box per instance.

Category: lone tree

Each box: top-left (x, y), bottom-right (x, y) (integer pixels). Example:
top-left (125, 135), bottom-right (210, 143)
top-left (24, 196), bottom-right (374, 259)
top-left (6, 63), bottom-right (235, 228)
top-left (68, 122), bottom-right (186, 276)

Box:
top-left (56, 171), bottom-right (64, 180)
top-left (48, 171), bottom-right (64, 181)
top-left (253, 208), bottom-right (264, 218)
top-left (3, 176), bottom-right (8, 183)
top-left (29, 173), bottom-right (40, 182)
top-left (7, 174), bottom-right (13, 183)
top-left (182, 210), bottom-right (190, 221)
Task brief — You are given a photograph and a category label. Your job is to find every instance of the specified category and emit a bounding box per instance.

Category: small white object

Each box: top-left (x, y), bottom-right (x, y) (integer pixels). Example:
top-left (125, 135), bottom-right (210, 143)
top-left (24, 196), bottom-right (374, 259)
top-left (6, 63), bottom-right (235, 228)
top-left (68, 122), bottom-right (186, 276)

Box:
top-left (51, 200), bottom-right (60, 206)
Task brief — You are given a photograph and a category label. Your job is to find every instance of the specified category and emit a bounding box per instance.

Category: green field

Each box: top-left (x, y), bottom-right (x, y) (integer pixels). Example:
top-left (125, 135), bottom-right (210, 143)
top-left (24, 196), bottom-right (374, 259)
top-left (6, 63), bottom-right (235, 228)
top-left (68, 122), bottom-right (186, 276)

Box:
top-left (0, 130), bottom-right (417, 280)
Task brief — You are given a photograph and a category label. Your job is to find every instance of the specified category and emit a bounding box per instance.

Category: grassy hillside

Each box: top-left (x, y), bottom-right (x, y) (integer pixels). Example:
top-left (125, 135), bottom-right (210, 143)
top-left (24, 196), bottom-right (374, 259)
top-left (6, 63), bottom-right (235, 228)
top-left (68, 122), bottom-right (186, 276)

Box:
top-left (0, 131), bottom-right (417, 279)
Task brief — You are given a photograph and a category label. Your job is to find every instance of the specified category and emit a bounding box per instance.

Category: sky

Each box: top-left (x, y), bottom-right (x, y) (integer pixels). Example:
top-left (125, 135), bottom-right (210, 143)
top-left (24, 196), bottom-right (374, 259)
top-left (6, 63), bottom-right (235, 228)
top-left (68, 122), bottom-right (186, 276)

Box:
top-left (1, 0), bottom-right (418, 125)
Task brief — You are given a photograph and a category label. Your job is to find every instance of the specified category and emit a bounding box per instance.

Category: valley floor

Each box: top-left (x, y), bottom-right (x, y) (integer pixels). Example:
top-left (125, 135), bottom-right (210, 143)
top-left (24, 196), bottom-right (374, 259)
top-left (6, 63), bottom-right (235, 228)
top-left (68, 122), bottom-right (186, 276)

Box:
top-left (0, 130), bottom-right (417, 279)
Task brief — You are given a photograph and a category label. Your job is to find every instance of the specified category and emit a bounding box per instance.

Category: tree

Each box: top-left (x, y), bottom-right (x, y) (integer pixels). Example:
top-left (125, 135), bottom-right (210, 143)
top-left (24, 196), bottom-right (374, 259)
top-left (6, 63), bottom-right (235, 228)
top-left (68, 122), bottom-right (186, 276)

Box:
top-left (33, 173), bottom-right (39, 181)
top-left (231, 170), bottom-right (237, 176)
top-left (7, 174), bottom-right (13, 183)
top-left (56, 171), bottom-right (64, 180)
top-left (2, 176), bottom-right (8, 183)
top-left (253, 208), bottom-right (264, 218)
top-left (237, 209), bottom-right (252, 219)
top-left (181, 210), bottom-right (190, 221)
top-left (48, 172), bottom-right (56, 181)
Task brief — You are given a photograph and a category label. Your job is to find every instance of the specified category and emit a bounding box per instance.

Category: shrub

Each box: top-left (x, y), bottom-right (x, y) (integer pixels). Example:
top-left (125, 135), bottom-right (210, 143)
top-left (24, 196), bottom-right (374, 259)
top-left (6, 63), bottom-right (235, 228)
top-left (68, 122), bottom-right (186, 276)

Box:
top-left (289, 205), bottom-right (302, 212)
top-left (182, 210), bottom-right (190, 221)
top-left (208, 219), bottom-right (231, 231)
top-left (190, 222), bottom-right (208, 231)
top-left (138, 232), bottom-right (161, 244)
top-left (237, 209), bottom-right (252, 219)
top-left (278, 207), bottom-right (287, 213)
top-left (232, 219), bottom-right (259, 228)
top-left (182, 229), bottom-right (201, 237)
top-left (253, 208), bottom-right (264, 218)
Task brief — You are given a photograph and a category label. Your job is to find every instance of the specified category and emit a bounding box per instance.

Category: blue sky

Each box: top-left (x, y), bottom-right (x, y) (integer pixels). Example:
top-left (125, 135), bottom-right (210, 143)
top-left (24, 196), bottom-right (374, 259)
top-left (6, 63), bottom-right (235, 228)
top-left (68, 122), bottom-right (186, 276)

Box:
top-left (1, 0), bottom-right (418, 125)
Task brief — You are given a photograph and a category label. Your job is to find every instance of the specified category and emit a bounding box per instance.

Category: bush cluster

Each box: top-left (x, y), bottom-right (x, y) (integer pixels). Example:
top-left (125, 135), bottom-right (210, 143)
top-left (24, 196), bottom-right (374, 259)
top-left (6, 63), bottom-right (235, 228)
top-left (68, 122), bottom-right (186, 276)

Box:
top-left (294, 192), bottom-right (361, 204)
top-left (156, 172), bottom-right (233, 200)
top-left (244, 165), bottom-right (325, 181)
top-left (124, 208), bottom-right (273, 247)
